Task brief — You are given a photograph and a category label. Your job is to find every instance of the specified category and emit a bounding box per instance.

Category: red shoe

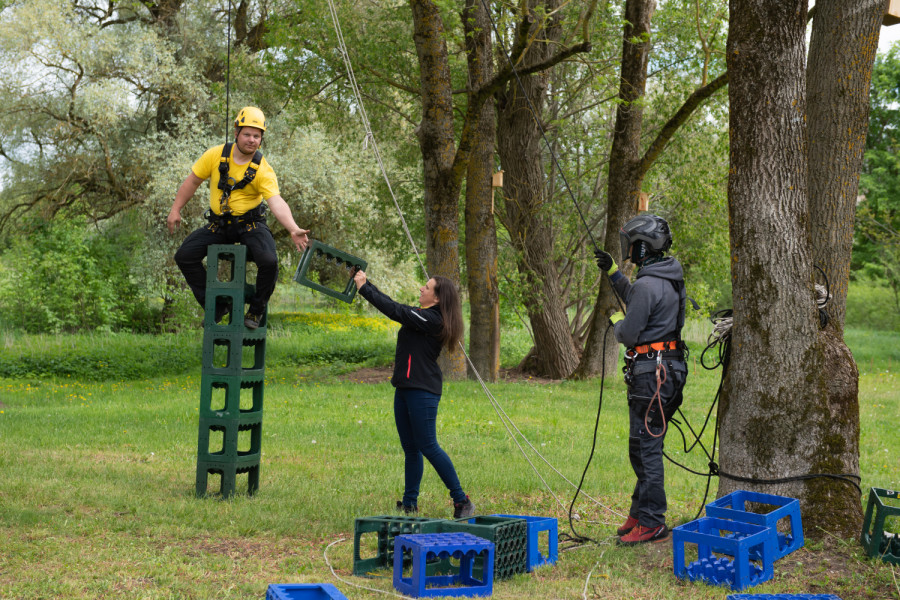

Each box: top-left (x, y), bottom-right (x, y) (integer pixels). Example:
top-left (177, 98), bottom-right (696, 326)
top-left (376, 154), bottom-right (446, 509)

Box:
top-left (617, 523), bottom-right (669, 545)
top-left (616, 515), bottom-right (640, 537)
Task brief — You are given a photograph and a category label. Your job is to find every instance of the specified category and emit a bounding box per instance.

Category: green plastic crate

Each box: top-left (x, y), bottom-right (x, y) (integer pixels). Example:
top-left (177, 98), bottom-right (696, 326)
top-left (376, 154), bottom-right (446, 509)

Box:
top-left (352, 515), bottom-right (444, 577)
top-left (293, 240), bottom-right (367, 304)
top-left (861, 487), bottom-right (900, 564)
top-left (432, 515), bottom-right (528, 580)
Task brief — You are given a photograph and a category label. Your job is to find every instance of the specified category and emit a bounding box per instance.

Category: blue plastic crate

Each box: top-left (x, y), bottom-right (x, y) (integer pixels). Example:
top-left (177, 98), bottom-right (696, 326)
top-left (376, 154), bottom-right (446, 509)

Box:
top-left (673, 517), bottom-right (776, 591)
top-left (727, 595), bottom-right (842, 600)
top-left (491, 514), bottom-right (558, 571)
top-left (266, 583), bottom-right (348, 600)
top-left (706, 490), bottom-right (804, 560)
top-left (393, 532), bottom-right (494, 598)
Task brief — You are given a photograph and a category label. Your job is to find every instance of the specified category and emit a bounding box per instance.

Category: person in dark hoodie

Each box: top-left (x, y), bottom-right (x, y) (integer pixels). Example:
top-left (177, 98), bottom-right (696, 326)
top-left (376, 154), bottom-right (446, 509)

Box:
top-left (594, 214), bottom-right (688, 545)
top-left (353, 270), bottom-right (475, 519)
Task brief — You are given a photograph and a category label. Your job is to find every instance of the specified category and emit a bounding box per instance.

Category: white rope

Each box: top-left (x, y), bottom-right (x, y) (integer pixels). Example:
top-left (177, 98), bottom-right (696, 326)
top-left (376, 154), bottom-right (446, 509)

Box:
top-left (582, 546), bottom-right (609, 600)
top-left (460, 341), bottom-right (625, 521)
top-left (815, 283), bottom-right (830, 310)
top-left (323, 537), bottom-right (414, 598)
top-left (324, 0), bottom-right (428, 279)
top-left (323, 0), bottom-right (622, 528)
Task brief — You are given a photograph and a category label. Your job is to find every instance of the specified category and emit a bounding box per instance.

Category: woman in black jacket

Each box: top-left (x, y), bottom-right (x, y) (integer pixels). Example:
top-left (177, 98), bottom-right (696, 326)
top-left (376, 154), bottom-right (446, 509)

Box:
top-left (353, 270), bottom-right (475, 518)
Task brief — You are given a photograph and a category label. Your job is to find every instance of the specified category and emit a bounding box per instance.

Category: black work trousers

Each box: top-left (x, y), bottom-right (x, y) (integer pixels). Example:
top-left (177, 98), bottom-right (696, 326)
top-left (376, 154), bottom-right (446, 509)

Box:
top-left (174, 220), bottom-right (278, 314)
top-left (626, 357), bottom-right (687, 528)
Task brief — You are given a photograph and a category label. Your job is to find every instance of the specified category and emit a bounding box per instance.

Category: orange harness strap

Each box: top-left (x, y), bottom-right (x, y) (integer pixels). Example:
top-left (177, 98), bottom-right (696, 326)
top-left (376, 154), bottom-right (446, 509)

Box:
top-left (633, 340), bottom-right (679, 354)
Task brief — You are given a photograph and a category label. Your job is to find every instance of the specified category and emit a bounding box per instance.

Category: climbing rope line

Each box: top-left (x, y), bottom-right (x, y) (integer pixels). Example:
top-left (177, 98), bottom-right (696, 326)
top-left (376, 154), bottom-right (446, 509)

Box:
top-left (225, 0), bottom-right (232, 144)
top-left (324, 0), bottom-right (428, 279)
top-left (323, 0), bottom-right (623, 527)
top-left (460, 340), bottom-right (625, 521)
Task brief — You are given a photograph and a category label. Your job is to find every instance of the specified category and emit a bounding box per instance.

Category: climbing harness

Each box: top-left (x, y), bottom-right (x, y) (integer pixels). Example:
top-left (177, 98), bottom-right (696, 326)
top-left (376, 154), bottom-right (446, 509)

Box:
top-left (204, 203), bottom-right (267, 233)
top-left (633, 340), bottom-right (679, 354)
top-left (215, 143), bottom-right (264, 215)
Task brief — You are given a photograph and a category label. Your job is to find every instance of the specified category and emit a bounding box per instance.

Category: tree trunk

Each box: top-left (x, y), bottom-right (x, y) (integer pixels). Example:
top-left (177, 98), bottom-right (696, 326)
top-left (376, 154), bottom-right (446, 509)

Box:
top-left (496, 0), bottom-right (580, 379)
top-left (721, 0), bottom-right (851, 538)
top-left (463, 0), bottom-right (500, 382)
top-left (410, 0), bottom-right (466, 378)
top-left (574, 0), bottom-right (655, 379)
top-left (807, 0), bottom-right (882, 331)
top-left (799, 0), bottom-right (882, 536)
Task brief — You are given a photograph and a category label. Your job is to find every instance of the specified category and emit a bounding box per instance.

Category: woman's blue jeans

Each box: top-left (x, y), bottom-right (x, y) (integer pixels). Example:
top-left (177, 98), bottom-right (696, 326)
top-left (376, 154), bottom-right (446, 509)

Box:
top-left (394, 388), bottom-right (466, 506)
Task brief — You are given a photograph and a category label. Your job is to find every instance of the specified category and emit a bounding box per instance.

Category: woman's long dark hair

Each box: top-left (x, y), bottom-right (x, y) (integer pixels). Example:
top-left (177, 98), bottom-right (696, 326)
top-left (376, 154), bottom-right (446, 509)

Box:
top-left (432, 276), bottom-right (463, 351)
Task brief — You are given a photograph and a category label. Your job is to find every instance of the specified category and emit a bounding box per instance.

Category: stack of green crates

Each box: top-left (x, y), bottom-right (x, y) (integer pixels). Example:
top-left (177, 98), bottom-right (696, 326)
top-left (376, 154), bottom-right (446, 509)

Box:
top-left (195, 244), bottom-right (266, 498)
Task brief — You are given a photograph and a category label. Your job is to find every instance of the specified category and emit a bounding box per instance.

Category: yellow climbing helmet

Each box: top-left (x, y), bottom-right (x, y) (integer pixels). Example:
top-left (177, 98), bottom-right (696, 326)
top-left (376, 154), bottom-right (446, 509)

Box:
top-left (234, 106), bottom-right (266, 132)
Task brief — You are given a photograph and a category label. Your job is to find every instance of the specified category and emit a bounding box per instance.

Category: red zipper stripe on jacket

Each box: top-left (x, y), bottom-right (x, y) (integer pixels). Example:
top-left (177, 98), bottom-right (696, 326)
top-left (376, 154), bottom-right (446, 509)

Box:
top-left (407, 355), bottom-right (412, 378)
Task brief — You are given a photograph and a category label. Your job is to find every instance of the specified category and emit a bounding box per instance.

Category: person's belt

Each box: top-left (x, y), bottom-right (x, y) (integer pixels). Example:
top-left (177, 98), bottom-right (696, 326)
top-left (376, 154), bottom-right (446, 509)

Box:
top-left (632, 340), bottom-right (679, 354)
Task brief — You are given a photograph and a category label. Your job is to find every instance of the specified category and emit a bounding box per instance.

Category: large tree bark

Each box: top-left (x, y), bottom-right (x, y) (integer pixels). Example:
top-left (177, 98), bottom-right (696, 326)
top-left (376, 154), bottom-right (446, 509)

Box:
top-left (801, 0), bottom-right (882, 536)
top-left (463, 0), bottom-right (500, 381)
top-left (574, 0), bottom-right (656, 379)
top-left (496, 0), bottom-right (580, 379)
top-left (807, 0), bottom-right (882, 331)
top-left (721, 0), bottom-right (855, 537)
top-left (410, 0), bottom-right (467, 377)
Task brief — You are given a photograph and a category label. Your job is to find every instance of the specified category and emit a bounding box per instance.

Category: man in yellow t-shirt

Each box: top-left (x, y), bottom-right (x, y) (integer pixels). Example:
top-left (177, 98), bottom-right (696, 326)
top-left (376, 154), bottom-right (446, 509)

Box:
top-left (166, 106), bottom-right (309, 329)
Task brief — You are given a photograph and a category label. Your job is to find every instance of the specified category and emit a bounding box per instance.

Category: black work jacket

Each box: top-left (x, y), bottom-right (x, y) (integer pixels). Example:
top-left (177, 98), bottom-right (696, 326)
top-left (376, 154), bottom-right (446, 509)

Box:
top-left (358, 281), bottom-right (444, 395)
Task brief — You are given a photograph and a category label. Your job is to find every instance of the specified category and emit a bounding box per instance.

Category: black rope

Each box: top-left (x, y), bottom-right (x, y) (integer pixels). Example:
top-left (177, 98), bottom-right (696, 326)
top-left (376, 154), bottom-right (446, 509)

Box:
top-left (714, 467), bottom-right (863, 496)
top-left (561, 322), bottom-right (614, 547)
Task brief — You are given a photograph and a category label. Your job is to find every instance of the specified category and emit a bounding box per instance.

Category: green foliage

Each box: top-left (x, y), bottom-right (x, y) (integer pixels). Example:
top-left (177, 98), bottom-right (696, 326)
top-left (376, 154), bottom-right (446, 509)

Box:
top-left (857, 43), bottom-right (900, 309)
top-left (0, 218), bottom-right (158, 333)
top-left (845, 280), bottom-right (900, 333)
top-left (0, 331), bottom-right (200, 380)
top-left (0, 0), bottom-right (213, 228)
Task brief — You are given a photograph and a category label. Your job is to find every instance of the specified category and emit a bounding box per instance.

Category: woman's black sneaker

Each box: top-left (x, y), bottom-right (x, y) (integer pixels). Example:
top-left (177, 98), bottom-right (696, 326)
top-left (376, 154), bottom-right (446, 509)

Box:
top-left (396, 501), bottom-right (417, 515)
top-left (453, 496), bottom-right (475, 519)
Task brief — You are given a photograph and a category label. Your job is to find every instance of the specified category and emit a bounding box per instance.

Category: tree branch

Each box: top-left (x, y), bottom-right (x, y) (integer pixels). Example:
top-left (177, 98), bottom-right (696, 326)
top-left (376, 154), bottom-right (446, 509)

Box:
top-left (360, 66), bottom-right (422, 96)
top-left (638, 70), bottom-right (728, 177)
top-left (473, 41), bottom-right (592, 107)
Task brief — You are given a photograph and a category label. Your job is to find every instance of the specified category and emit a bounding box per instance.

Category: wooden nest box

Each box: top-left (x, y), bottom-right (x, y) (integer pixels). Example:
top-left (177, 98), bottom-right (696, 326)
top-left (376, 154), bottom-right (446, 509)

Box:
top-left (886, 0), bottom-right (900, 26)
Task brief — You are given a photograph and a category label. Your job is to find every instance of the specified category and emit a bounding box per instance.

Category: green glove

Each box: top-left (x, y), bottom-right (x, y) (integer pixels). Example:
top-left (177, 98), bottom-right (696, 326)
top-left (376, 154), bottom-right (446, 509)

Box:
top-left (609, 311), bottom-right (624, 326)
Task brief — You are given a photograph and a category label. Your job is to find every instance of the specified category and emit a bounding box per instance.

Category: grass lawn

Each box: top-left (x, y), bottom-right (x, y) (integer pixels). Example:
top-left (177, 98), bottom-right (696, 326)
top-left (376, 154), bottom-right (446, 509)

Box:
top-left (0, 310), bottom-right (897, 599)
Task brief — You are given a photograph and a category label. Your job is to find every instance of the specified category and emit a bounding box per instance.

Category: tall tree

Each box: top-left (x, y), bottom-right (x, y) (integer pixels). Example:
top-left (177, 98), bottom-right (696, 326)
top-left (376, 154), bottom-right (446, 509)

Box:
top-left (572, 0), bottom-right (656, 379)
top-left (719, 0), bottom-right (875, 536)
top-left (463, 0), bottom-right (500, 381)
top-left (409, 0), bottom-right (591, 378)
top-left (802, 0), bottom-right (881, 536)
top-left (495, 0), bottom-right (583, 378)
top-left (808, 0), bottom-right (882, 332)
